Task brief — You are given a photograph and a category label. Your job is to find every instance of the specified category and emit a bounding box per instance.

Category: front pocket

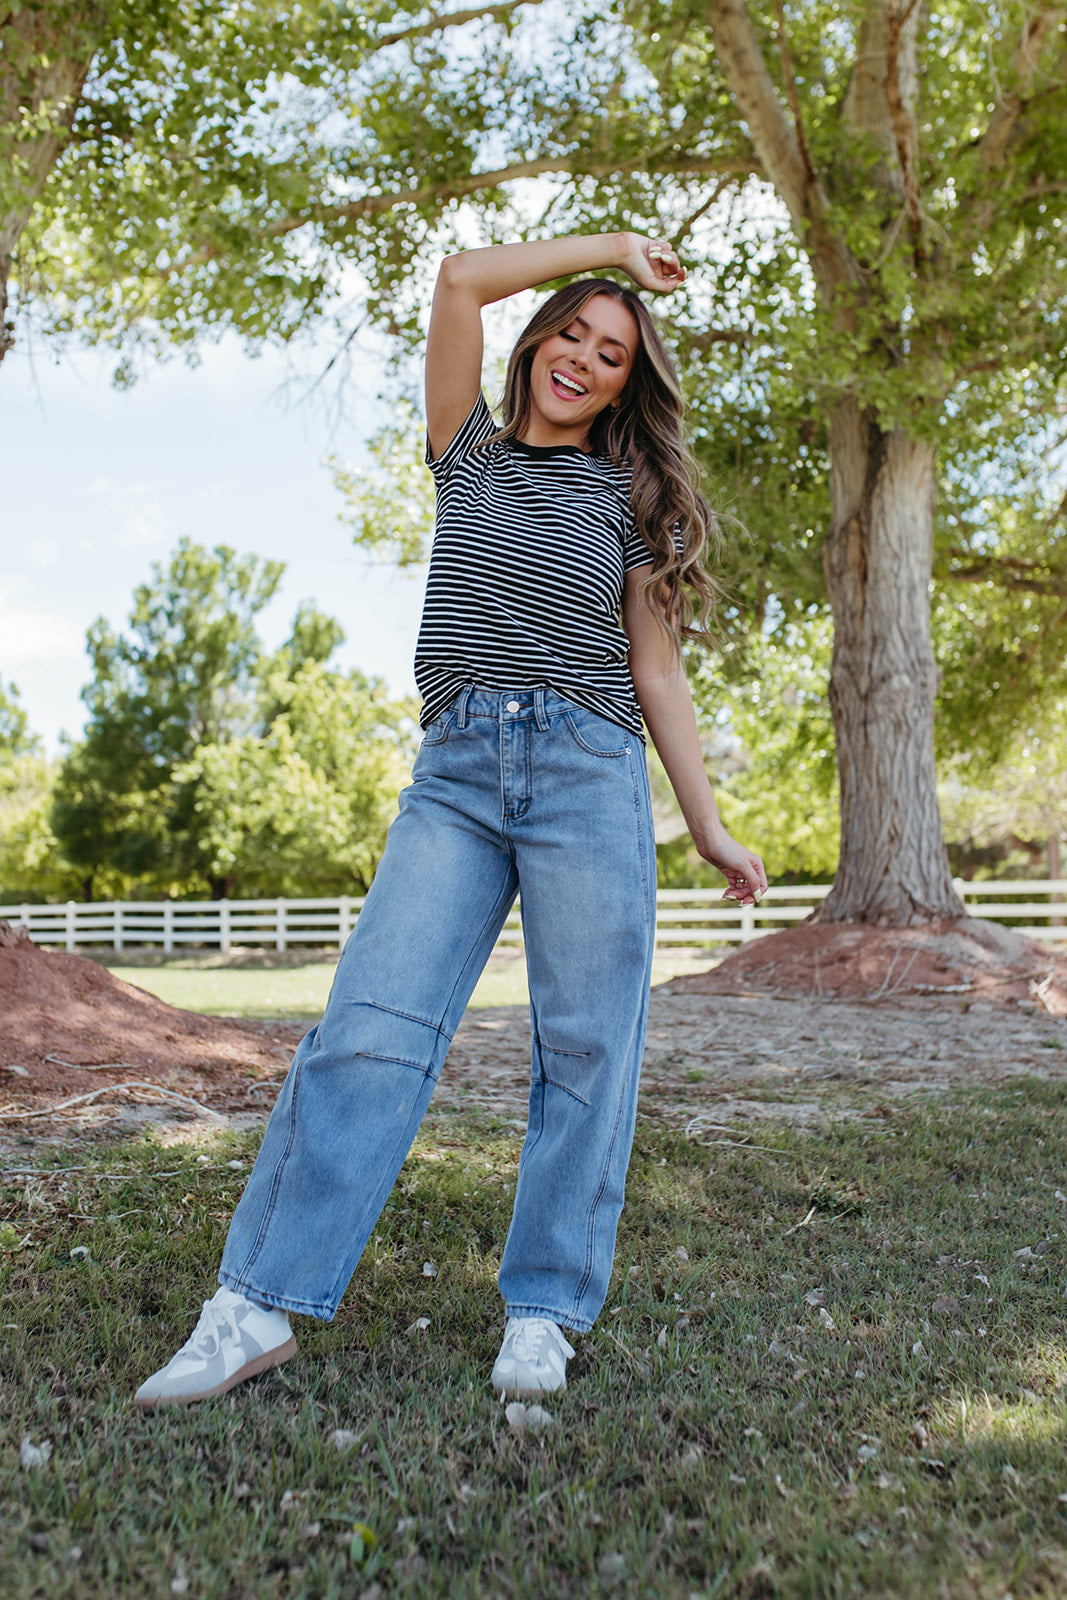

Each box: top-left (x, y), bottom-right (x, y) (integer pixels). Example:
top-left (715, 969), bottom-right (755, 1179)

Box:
top-left (562, 708), bottom-right (631, 758)
top-left (420, 708), bottom-right (459, 747)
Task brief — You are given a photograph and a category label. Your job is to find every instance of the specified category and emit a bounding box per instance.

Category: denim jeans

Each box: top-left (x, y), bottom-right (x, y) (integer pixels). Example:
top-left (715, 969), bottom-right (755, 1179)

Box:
top-left (219, 686), bottom-right (656, 1333)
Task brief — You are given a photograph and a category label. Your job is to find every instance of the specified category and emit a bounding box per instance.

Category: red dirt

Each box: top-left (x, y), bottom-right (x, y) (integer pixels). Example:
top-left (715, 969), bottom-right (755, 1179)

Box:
top-left (0, 924), bottom-right (304, 1114)
top-left (665, 916), bottom-right (1067, 1014)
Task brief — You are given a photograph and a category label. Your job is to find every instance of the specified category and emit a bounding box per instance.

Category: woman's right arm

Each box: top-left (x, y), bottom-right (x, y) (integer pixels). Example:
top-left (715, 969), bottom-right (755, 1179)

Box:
top-left (424, 233), bottom-right (684, 459)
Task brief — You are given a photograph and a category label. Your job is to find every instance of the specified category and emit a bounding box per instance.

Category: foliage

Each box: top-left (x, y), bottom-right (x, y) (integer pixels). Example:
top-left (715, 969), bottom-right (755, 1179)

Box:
top-left (0, 755), bottom-right (86, 904)
top-left (50, 539), bottom-right (414, 900)
top-left (691, 610), bottom-right (840, 881)
top-left (939, 707), bottom-right (1067, 877)
top-left (0, 677), bottom-right (37, 759)
top-left (172, 663), bottom-right (414, 897)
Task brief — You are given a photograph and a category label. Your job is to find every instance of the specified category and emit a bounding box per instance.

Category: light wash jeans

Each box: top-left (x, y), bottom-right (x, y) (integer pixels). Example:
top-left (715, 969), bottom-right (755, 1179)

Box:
top-left (219, 686), bottom-right (656, 1333)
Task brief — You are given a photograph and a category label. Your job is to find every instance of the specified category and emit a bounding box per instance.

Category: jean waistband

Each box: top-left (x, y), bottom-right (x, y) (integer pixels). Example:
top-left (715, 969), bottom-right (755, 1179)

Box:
top-left (455, 685), bottom-right (580, 732)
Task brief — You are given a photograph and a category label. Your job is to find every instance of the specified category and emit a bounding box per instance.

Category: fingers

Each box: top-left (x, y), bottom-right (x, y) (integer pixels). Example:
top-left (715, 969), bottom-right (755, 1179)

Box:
top-left (647, 239), bottom-right (685, 287)
top-left (720, 854), bottom-right (768, 905)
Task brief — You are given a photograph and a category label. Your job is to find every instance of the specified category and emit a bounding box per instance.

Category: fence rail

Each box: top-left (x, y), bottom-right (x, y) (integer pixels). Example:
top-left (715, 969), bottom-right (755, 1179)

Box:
top-left (5, 879), bottom-right (1067, 954)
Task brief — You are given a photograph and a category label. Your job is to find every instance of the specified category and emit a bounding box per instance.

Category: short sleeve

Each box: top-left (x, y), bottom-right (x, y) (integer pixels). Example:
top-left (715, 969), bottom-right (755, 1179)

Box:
top-left (622, 518), bottom-right (654, 572)
top-left (425, 392), bottom-right (495, 482)
top-left (622, 518), bottom-right (686, 572)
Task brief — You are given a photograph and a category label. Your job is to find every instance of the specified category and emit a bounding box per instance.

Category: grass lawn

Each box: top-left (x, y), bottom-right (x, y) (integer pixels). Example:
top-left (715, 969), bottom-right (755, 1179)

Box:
top-left (3, 1085), bottom-right (1067, 1597)
top-left (97, 949), bottom-right (721, 1019)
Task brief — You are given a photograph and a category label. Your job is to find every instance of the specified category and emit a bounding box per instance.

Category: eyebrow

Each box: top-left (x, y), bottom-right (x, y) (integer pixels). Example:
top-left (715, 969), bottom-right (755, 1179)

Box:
top-left (572, 315), bottom-right (633, 355)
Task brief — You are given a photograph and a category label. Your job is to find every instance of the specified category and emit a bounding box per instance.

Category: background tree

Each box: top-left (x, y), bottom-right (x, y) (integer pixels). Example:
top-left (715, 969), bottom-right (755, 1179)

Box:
top-left (51, 537), bottom-right (284, 889)
top-left (172, 662), bottom-right (414, 897)
top-left (940, 710), bottom-right (1067, 894)
top-left (50, 538), bottom-right (413, 898)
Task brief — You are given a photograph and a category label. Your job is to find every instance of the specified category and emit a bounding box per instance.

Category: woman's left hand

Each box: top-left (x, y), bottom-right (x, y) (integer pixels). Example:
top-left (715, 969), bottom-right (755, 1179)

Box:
top-left (695, 830), bottom-right (768, 906)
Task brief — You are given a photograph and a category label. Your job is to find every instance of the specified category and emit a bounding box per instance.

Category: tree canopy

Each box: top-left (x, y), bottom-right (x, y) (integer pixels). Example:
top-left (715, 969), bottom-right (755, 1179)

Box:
top-left (49, 538), bottom-right (414, 898)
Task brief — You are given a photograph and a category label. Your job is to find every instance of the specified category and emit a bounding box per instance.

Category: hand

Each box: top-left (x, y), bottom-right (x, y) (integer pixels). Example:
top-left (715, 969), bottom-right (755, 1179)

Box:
top-left (619, 233), bottom-right (687, 295)
top-left (695, 830), bottom-right (768, 906)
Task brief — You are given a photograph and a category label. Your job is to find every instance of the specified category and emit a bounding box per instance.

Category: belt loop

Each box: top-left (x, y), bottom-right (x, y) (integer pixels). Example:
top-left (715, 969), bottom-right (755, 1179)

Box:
top-left (456, 684), bottom-right (472, 729)
top-left (534, 686), bottom-right (549, 731)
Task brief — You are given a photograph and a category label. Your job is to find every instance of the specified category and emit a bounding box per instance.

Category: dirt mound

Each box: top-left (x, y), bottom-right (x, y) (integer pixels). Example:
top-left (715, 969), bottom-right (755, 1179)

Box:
top-left (0, 923), bottom-right (303, 1115)
top-left (665, 916), bottom-right (1067, 1013)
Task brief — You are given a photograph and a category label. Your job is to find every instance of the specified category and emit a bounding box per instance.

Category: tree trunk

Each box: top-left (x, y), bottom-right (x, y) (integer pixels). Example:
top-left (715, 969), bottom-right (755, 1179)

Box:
top-left (818, 397), bottom-right (964, 925)
top-left (0, 5), bottom-right (104, 365)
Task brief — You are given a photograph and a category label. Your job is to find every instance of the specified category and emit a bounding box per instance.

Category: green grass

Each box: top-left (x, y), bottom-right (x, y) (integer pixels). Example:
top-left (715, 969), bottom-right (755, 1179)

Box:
top-left (99, 950), bottom-right (719, 1018)
top-left (4, 1086), bottom-right (1067, 1598)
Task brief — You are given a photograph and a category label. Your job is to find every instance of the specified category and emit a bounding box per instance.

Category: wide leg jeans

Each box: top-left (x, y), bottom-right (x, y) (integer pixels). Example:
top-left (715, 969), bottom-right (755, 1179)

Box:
top-left (219, 686), bottom-right (657, 1333)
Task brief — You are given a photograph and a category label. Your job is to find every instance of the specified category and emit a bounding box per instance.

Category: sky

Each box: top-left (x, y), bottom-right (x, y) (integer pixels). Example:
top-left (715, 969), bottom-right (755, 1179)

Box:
top-left (1, 329), bottom-right (428, 755)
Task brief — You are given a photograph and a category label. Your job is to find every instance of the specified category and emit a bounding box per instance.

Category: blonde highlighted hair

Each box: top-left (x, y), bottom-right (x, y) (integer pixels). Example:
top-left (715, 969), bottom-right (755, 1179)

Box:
top-left (491, 278), bottom-right (722, 648)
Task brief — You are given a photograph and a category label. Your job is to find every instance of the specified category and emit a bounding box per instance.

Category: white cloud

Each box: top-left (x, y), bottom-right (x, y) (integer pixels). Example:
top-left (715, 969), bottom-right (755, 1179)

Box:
top-left (27, 538), bottom-right (56, 568)
top-left (85, 477), bottom-right (169, 548)
top-left (0, 604), bottom-right (84, 667)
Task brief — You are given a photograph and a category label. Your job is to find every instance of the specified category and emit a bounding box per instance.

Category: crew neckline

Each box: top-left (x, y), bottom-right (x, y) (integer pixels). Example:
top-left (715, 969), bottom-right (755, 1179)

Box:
top-left (509, 436), bottom-right (594, 459)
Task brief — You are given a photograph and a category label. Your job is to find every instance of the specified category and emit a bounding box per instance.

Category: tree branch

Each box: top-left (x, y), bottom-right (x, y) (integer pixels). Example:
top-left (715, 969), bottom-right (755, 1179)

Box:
top-left (772, 0), bottom-right (815, 182)
top-left (707, 0), bottom-right (860, 301)
top-left (883, 0), bottom-right (924, 262)
top-left (159, 153), bottom-right (757, 277)
top-left (376, 1), bottom-right (543, 51)
top-left (943, 551), bottom-right (1067, 597)
top-left (978, 1), bottom-right (1065, 171)
top-left (707, 0), bottom-right (808, 229)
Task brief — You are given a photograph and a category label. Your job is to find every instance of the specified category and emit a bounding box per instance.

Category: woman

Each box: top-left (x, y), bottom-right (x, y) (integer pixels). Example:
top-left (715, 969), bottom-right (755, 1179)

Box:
top-left (134, 232), bottom-right (766, 1407)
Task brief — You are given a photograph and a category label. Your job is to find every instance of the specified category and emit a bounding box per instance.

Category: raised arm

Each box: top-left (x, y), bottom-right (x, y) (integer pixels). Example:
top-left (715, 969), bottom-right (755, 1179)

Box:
top-left (424, 233), bottom-right (685, 460)
top-left (623, 567), bottom-right (767, 906)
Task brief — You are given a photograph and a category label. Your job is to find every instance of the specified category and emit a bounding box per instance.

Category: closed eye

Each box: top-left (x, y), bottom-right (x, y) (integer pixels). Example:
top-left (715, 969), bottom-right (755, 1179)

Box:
top-left (559, 331), bottom-right (620, 368)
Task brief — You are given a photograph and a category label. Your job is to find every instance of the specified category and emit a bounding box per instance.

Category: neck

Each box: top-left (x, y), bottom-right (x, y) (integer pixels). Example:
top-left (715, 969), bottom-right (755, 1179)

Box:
top-left (518, 415), bottom-right (593, 452)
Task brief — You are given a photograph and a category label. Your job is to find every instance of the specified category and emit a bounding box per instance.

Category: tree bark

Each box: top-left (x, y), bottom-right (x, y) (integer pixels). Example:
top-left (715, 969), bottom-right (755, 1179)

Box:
top-left (819, 397), bottom-right (962, 923)
top-left (0, 4), bottom-right (104, 365)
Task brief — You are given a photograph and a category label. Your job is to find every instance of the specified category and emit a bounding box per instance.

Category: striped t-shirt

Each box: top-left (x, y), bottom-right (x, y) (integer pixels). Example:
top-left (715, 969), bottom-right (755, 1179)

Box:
top-left (416, 393), bottom-right (656, 739)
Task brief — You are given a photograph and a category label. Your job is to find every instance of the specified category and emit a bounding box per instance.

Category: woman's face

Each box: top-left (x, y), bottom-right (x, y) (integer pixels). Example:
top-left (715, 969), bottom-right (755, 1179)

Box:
top-left (525, 294), bottom-right (638, 447)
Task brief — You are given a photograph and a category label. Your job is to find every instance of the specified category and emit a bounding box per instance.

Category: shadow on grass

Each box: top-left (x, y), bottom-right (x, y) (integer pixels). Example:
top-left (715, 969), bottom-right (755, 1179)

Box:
top-left (3, 1085), bottom-right (1067, 1598)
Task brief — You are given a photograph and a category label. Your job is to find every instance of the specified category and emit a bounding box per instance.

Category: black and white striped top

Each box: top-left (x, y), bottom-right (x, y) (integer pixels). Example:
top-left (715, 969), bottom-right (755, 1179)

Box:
top-left (415, 393), bottom-right (656, 739)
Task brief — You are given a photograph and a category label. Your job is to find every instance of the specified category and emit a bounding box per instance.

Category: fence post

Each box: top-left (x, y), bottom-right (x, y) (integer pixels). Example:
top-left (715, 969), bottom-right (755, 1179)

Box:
top-left (220, 899), bottom-right (231, 955)
top-left (65, 901), bottom-right (76, 953)
top-left (276, 898), bottom-right (287, 953)
top-left (19, 904), bottom-right (30, 936)
top-left (953, 877), bottom-right (967, 912)
top-left (163, 901), bottom-right (174, 955)
top-left (338, 895), bottom-right (352, 949)
top-left (114, 903), bottom-right (123, 952)
top-left (740, 903), bottom-right (755, 942)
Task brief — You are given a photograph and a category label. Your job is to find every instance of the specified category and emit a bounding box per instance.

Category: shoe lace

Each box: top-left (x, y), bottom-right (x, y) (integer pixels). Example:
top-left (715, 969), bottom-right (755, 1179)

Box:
top-left (510, 1318), bottom-right (570, 1363)
top-left (184, 1298), bottom-right (242, 1358)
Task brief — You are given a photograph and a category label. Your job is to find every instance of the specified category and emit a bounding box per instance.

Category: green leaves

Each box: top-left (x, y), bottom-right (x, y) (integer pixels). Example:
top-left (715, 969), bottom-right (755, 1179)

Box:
top-left (49, 537), bottom-right (415, 898)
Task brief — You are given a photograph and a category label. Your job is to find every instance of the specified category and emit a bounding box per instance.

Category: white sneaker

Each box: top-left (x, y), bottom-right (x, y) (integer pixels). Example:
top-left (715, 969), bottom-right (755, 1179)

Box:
top-left (491, 1317), bottom-right (575, 1397)
top-left (133, 1287), bottom-right (296, 1408)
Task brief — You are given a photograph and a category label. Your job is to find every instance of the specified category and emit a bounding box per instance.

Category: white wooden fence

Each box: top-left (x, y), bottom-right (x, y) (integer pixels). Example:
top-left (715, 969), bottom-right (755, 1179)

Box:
top-left (5, 879), bottom-right (1066, 953)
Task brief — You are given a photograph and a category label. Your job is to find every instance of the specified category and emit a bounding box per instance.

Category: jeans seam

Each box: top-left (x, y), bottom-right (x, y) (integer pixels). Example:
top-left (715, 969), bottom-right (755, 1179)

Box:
top-left (235, 1055), bottom-right (304, 1285)
top-left (540, 1072), bottom-right (591, 1108)
top-left (571, 1087), bottom-right (627, 1320)
top-left (562, 711), bottom-right (629, 757)
top-left (358, 999), bottom-right (452, 1037)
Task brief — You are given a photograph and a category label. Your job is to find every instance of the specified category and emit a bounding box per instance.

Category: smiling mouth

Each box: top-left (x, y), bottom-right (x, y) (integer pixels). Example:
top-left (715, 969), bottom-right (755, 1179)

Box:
top-left (550, 370), bottom-right (588, 398)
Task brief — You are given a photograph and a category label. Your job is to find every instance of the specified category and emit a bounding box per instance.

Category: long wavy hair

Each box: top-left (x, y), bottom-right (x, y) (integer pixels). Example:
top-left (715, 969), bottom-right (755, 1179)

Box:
top-left (491, 278), bottom-right (722, 649)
